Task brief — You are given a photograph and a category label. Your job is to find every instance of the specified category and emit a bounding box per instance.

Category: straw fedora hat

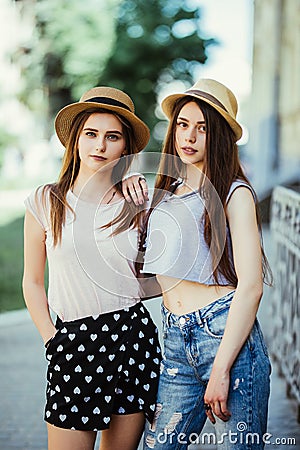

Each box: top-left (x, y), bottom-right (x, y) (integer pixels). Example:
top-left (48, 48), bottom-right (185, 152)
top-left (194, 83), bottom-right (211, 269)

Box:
top-left (161, 79), bottom-right (243, 141)
top-left (55, 86), bottom-right (150, 151)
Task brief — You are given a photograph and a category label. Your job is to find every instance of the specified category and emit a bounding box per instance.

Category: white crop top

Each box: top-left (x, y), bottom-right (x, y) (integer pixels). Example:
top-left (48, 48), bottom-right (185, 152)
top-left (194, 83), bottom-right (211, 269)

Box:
top-left (25, 187), bottom-right (142, 321)
top-left (142, 180), bottom-right (254, 285)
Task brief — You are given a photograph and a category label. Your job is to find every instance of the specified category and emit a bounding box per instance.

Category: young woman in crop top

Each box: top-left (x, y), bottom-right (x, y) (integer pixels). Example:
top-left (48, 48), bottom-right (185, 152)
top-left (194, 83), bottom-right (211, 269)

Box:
top-left (141, 79), bottom-right (272, 450)
top-left (22, 86), bottom-right (161, 450)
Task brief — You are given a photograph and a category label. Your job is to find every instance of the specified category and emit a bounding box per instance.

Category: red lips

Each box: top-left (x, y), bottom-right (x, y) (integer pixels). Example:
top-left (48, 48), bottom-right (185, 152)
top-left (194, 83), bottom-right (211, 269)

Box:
top-left (181, 147), bottom-right (197, 155)
top-left (90, 155), bottom-right (107, 161)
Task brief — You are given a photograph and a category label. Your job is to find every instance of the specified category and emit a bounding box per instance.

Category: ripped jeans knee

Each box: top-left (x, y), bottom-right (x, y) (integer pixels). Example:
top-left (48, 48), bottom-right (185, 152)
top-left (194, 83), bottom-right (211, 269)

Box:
top-left (144, 403), bottom-right (185, 449)
top-left (143, 358), bottom-right (206, 450)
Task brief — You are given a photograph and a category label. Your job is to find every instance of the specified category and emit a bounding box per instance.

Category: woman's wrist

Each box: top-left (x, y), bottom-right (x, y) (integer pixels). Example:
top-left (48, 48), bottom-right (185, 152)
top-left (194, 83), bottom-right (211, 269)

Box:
top-left (42, 324), bottom-right (57, 347)
top-left (211, 357), bottom-right (231, 376)
top-left (44, 336), bottom-right (54, 348)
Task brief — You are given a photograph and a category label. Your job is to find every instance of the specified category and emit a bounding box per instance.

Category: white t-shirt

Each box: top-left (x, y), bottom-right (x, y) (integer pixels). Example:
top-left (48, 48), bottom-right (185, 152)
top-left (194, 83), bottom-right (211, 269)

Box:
top-left (25, 186), bottom-right (142, 321)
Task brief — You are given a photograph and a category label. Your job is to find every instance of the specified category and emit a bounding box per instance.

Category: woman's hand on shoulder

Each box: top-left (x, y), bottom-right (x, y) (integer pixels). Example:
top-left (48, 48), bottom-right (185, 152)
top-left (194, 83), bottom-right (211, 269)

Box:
top-left (122, 173), bottom-right (149, 205)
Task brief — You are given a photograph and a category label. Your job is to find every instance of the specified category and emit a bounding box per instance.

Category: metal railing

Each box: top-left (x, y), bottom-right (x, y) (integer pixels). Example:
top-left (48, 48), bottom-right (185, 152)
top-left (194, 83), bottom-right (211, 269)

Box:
top-left (270, 185), bottom-right (300, 422)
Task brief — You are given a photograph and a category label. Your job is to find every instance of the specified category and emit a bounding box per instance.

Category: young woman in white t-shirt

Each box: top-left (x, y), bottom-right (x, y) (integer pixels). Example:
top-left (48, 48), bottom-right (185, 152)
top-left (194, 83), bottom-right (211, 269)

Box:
top-left (22, 86), bottom-right (161, 450)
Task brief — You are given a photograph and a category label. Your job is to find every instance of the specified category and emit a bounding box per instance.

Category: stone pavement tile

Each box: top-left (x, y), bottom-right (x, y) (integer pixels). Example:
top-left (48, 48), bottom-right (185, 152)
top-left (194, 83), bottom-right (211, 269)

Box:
top-left (0, 314), bottom-right (47, 450)
top-left (265, 364), bottom-right (299, 449)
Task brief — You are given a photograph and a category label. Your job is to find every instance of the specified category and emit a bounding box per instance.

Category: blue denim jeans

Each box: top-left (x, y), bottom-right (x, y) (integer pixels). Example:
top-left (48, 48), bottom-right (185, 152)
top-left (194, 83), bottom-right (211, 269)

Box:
top-left (143, 291), bottom-right (271, 450)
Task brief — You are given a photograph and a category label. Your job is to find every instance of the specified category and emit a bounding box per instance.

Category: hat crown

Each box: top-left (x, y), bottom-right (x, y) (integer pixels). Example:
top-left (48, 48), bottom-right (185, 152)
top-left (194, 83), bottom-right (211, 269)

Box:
top-left (188, 79), bottom-right (238, 118)
top-left (161, 77), bottom-right (243, 141)
top-left (55, 85), bottom-right (150, 150)
top-left (80, 87), bottom-right (135, 113)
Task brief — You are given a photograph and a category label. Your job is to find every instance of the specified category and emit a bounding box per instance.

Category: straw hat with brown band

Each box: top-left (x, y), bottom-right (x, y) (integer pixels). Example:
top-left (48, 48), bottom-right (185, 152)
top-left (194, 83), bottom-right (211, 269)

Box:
top-left (55, 86), bottom-right (150, 151)
top-left (161, 78), bottom-right (243, 142)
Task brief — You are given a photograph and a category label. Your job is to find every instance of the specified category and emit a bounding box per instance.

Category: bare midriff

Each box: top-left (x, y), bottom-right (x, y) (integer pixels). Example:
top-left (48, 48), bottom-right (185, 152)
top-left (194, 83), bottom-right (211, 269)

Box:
top-left (157, 274), bottom-right (235, 315)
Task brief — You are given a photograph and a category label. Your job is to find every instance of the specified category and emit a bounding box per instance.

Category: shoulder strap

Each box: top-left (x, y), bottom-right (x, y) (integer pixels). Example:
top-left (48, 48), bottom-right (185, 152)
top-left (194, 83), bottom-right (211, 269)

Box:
top-left (226, 180), bottom-right (256, 204)
top-left (169, 177), bottom-right (184, 193)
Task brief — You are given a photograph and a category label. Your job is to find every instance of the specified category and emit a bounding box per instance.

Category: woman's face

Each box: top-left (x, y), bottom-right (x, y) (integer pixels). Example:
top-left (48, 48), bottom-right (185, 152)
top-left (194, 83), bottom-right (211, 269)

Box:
top-left (77, 112), bottom-right (126, 174)
top-left (175, 101), bottom-right (206, 170)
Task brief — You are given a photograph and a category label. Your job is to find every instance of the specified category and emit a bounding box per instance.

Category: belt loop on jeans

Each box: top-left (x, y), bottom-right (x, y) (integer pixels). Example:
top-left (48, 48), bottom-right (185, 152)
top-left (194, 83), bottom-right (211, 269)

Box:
top-left (166, 311), bottom-right (172, 328)
top-left (195, 309), bottom-right (204, 327)
top-left (162, 310), bottom-right (171, 338)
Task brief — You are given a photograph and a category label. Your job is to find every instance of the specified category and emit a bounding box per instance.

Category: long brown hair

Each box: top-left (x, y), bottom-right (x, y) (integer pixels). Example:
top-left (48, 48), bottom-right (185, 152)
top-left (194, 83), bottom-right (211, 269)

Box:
top-left (42, 108), bottom-right (144, 246)
top-left (141, 97), bottom-right (272, 286)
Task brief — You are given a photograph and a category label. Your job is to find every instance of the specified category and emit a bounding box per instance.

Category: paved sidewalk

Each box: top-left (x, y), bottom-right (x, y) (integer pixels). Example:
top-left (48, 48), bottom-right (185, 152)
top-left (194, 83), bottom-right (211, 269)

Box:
top-left (0, 301), bottom-right (299, 450)
top-left (0, 309), bottom-right (47, 449)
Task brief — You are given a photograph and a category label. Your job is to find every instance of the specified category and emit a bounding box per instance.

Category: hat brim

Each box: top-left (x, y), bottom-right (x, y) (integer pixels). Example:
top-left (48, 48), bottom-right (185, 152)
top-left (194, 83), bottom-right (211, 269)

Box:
top-left (55, 102), bottom-right (150, 152)
top-left (161, 93), bottom-right (243, 142)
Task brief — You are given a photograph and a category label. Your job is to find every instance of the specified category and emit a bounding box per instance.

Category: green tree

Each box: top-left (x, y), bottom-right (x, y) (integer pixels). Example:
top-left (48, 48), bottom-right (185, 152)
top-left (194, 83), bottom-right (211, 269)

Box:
top-left (17, 0), bottom-right (120, 135)
top-left (16, 0), bottom-right (214, 146)
top-left (99, 0), bottom-right (215, 150)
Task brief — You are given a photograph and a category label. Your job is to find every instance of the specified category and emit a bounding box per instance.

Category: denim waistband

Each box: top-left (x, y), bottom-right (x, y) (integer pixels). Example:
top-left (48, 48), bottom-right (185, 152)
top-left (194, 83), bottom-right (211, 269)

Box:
top-left (161, 290), bottom-right (235, 329)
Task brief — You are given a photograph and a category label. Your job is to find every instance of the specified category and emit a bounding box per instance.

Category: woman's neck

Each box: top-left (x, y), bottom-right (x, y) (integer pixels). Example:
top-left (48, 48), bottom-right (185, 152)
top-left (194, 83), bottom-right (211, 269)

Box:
top-left (72, 168), bottom-right (115, 204)
top-left (183, 164), bottom-right (204, 191)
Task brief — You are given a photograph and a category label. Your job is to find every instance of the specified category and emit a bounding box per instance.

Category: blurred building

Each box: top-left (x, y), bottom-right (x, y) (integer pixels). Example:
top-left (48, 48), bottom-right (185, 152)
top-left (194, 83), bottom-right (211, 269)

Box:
top-left (247, 0), bottom-right (300, 420)
top-left (246, 0), bottom-right (300, 198)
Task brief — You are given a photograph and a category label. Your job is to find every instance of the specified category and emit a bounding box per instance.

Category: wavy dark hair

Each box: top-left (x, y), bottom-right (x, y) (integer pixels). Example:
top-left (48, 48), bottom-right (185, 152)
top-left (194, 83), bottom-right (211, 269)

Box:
top-left (139, 97), bottom-right (272, 286)
top-left (40, 108), bottom-right (144, 246)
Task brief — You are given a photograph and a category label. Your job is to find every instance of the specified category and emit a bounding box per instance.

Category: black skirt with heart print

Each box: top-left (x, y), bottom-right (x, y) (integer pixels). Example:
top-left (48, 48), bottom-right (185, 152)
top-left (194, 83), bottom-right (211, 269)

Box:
top-left (44, 302), bottom-right (162, 431)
